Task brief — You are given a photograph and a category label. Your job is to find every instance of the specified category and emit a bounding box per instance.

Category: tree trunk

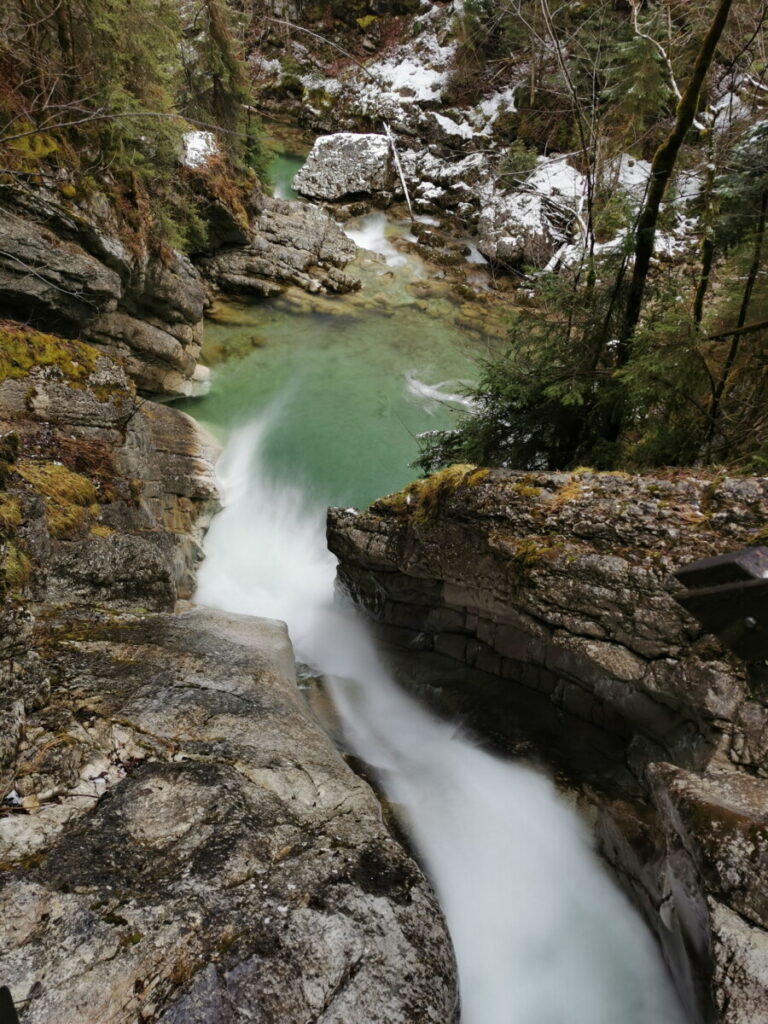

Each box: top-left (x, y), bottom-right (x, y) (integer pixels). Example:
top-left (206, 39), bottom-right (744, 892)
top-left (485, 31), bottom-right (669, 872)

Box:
top-left (617, 0), bottom-right (735, 362)
top-left (707, 187), bottom-right (768, 445)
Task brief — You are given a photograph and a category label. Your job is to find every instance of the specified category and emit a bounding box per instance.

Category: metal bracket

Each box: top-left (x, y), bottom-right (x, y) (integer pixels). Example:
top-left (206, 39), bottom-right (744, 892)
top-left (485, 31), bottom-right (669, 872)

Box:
top-left (673, 546), bottom-right (768, 661)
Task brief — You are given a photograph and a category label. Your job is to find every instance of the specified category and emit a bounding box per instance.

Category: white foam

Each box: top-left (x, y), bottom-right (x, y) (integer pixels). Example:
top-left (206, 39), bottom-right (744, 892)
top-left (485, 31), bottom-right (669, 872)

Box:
top-left (343, 212), bottom-right (408, 267)
top-left (196, 404), bottom-right (687, 1024)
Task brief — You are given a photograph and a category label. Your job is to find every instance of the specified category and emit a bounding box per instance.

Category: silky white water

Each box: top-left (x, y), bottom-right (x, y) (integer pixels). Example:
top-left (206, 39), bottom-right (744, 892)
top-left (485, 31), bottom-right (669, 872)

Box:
top-left (195, 408), bottom-right (687, 1024)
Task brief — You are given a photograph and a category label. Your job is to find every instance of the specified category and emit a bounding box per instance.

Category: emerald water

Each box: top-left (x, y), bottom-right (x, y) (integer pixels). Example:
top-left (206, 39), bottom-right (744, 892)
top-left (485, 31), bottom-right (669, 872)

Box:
top-left (180, 217), bottom-right (487, 508)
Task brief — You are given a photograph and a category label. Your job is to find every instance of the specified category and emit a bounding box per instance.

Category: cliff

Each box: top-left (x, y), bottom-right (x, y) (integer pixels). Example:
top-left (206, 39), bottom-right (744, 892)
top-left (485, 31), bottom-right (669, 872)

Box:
top-left (328, 465), bottom-right (768, 1024)
top-left (0, 179), bottom-right (359, 399)
top-left (0, 322), bottom-right (456, 1018)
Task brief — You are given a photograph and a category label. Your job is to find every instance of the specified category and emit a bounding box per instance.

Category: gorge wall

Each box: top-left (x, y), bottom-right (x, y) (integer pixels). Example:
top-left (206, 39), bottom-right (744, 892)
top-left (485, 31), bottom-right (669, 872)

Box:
top-left (0, 182), bottom-right (457, 1018)
top-left (328, 465), bottom-right (768, 1024)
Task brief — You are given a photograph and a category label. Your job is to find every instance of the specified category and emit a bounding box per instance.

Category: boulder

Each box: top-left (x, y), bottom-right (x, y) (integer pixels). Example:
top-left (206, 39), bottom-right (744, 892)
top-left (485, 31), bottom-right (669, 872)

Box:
top-left (202, 194), bottom-right (359, 296)
top-left (477, 188), bottom-right (561, 268)
top-left (0, 608), bottom-right (458, 1024)
top-left (292, 133), bottom-right (394, 200)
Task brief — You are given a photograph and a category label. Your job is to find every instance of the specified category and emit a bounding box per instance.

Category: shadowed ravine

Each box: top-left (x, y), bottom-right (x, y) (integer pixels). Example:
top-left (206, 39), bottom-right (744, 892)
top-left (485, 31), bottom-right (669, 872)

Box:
top-left (181, 188), bottom-right (687, 1021)
top-left (186, 419), bottom-right (686, 1022)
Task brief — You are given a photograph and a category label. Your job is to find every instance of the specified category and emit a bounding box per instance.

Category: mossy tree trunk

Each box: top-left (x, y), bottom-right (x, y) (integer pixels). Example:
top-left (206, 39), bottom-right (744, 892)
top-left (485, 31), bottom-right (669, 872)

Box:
top-left (617, 0), bottom-right (735, 364)
top-left (707, 186), bottom-right (768, 447)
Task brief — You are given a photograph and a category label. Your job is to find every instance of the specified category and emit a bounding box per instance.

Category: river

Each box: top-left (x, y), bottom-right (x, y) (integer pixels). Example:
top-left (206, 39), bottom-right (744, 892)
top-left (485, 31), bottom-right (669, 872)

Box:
top-left (177, 162), bottom-right (687, 1023)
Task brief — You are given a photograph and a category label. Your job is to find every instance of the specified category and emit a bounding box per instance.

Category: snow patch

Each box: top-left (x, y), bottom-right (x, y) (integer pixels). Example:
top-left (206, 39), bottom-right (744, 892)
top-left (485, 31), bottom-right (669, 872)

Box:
top-left (432, 112), bottom-right (474, 139)
top-left (182, 130), bottom-right (218, 168)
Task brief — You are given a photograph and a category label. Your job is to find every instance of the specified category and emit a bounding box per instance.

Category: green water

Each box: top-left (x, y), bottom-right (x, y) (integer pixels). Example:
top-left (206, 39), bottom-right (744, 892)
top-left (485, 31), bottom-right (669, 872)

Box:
top-left (179, 217), bottom-right (493, 508)
top-left (267, 151), bottom-right (304, 200)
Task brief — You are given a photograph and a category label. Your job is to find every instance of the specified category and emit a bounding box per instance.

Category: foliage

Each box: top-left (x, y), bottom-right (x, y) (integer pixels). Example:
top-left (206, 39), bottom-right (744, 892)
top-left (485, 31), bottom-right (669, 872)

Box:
top-left (0, 0), bottom-right (267, 249)
top-left (419, 0), bottom-right (767, 475)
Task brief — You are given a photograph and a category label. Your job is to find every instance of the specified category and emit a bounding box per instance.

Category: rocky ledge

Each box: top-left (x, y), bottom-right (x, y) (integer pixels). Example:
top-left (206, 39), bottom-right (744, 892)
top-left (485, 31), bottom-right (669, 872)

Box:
top-left (328, 464), bottom-right (768, 1024)
top-left (0, 609), bottom-right (456, 1024)
top-left (0, 330), bottom-right (457, 1021)
top-left (0, 181), bottom-right (359, 398)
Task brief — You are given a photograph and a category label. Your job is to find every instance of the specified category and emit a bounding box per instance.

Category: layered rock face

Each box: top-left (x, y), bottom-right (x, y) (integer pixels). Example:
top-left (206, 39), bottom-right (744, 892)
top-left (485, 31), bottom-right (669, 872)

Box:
top-left (201, 192), bottom-right (359, 297)
top-left (0, 189), bottom-right (209, 398)
top-left (0, 330), bottom-right (458, 1021)
top-left (328, 465), bottom-right (768, 1024)
top-left (0, 182), bottom-right (359, 397)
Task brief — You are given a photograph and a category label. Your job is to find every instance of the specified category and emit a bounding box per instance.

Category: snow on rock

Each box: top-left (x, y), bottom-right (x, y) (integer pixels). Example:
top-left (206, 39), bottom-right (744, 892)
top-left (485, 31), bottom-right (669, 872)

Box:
top-left (528, 157), bottom-right (586, 205)
top-left (182, 131), bottom-right (218, 168)
top-left (477, 189), bottom-right (561, 269)
top-left (611, 154), bottom-right (651, 196)
top-left (292, 133), bottom-right (394, 200)
top-left (428, 111), bottom-right (475, 141)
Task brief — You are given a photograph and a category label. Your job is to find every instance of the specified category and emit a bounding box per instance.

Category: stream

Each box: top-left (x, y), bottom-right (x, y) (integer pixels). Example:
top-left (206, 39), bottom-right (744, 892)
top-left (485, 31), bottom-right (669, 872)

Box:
top-left (177, 160), bottom-right (688, 1023)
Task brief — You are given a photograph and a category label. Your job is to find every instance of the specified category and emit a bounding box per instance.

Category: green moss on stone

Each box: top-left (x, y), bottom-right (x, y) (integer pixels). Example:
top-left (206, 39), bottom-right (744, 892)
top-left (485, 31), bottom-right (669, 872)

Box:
top-left (16, 459), bottom-right (98, 538)
top-left (0, 325), bottom-right (99, 383)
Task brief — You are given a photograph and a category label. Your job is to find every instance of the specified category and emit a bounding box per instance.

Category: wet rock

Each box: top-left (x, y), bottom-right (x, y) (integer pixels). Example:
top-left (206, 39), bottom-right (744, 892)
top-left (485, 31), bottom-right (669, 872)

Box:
top-left (292, 132), bottom-right (394, 201)
top-left (0, 609), bottom-right (457, 1024)
top-left (202, 194), bottom-right (359, 296)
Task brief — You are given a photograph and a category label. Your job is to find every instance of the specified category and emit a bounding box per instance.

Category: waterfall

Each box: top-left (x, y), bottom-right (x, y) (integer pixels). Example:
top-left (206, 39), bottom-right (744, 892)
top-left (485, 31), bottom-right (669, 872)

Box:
top-left (195, 406), bottom-right (686, 1024)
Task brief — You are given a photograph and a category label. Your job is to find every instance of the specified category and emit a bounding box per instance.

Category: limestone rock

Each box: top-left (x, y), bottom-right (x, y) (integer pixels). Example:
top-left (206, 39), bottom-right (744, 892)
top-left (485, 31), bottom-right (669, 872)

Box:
top-left (327, 465), bottom-right (768, 1022)
top-left (0, 336), bottom-right (219, 608)
top-left (0, 609), bottom-right (457, 1024)
top-left (0, 206), bottom-right (122, 326)
top-left (477, 188), bottom-right (561, 268)
top-left (292, 133), bottom-right (394, 200)
top-left (202, 194), bottom-right (359, 296)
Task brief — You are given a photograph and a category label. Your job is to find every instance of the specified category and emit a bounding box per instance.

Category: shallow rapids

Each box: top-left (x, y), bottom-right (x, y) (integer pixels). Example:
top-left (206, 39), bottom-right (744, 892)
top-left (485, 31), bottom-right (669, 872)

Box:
top-left (193, 410), bottom-right (686, 1024)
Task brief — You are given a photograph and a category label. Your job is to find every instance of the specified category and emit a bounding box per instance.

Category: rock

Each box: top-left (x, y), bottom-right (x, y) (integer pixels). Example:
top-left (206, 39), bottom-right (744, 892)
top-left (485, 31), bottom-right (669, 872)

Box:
top-left (477, 188), bottom-right (561, 268)
top-left (0, 327), bottom-right (219, 608)
top-left (0, 177), bottom-right (361, 397)
top-left (0, 609), bottom-right (457, 1024)
top-left (0, 206), bottom-right (122, 326)
top-left (85, 312), bottom-right (204, 398)
top-left (202, 194), bottom-right (360, 296)
top-left (292, 132), bottom-right (395, 201)
top-left (711, 900), bottom-right (768, 1023)
top-left (327, 464), bottom-right (768, 1021)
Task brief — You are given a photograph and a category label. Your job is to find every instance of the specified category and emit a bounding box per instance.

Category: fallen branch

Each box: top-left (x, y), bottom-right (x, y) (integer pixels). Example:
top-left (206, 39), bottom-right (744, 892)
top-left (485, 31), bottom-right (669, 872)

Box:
top-left (708, 317), bottom-right (768, 342)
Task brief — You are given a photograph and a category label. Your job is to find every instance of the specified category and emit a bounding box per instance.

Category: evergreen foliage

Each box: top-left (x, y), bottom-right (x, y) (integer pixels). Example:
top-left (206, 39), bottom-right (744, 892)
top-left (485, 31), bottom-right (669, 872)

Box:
top-left (420, 0), bottom-right (767, 475)
top-left (0, 0), bottom-right (267, 249)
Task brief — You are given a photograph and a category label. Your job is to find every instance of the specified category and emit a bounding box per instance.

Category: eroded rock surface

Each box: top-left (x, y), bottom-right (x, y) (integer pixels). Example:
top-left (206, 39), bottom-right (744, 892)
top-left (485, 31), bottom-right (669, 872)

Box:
top-left (201, 193), bottom-right (359, 297)
top-left (0, 609), bottom-right (457, 1024)
top-left (293, 133), bottom-right (395, 201)
top-left (328, 465), bottom-right (768, 1023)
top-left (1, 328), bottom-right (457, 1022)
top-left (0, 180), bottom-right (359, 396)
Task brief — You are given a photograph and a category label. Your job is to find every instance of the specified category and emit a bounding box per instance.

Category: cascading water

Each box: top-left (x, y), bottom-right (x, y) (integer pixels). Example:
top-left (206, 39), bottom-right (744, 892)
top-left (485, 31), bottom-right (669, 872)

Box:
top-left (195, 408), bottom-right (687, 1024)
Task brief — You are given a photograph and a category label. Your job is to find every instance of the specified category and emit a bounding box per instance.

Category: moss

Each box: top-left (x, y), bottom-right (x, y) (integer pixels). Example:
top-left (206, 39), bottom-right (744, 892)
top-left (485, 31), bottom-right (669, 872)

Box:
top-left (90, 523), bottom-right (114, 538)
top-left (0, 325), bottom-right (99, 383)
top-left (3, 542), bottom-right (32, 588)
top-left (512, 537), bottom-right (558, 567)
top-left (387, 464), bottom-right (489, 522)
top-left (0, 494), bottom-right (22, 531)
top-left (510, 482), bottom-right (542, 499)
top-left (549, 475), bottom-right (586, 508)
top-left (16, 459), bottom-right (98, 539)
top-left (356, 14), bottom-right (377, 28)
